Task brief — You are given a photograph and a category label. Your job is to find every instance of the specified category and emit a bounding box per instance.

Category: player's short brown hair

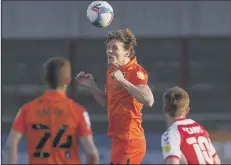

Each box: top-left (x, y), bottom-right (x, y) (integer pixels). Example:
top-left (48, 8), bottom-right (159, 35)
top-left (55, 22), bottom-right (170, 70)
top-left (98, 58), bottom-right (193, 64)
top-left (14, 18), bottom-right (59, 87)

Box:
top-left (44, 57), bottom-right (70, 89)
top-left (106, 28), bottom-right (138, 55)
top-left (163, 86), bottom-right (190, 117)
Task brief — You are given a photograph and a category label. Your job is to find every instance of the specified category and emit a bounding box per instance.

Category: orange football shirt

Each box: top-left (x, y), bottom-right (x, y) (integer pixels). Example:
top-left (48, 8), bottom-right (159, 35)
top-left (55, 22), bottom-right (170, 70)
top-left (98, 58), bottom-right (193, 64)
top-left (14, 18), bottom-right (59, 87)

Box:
top-left (12, 91), bottom-right (92, 164)
top-left (106, 57), bottom-right (148, 140)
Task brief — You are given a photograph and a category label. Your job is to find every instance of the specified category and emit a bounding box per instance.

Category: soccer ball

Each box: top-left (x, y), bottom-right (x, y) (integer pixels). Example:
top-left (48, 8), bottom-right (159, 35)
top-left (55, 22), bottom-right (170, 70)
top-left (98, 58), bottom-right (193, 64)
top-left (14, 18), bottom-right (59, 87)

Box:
top-left (87, 1), bottom-right (114, 28)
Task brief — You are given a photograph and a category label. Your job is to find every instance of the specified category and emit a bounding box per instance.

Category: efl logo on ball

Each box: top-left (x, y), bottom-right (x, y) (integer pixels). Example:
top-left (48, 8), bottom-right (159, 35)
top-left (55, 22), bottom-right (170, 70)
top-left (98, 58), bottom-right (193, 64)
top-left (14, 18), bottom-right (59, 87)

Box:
top-left (87, 1), bottom-right (114, 28)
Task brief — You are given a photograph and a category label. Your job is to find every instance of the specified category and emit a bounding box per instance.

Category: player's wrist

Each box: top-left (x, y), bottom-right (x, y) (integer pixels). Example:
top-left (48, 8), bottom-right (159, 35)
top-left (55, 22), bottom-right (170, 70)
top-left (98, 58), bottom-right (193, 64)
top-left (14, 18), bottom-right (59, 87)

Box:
top-left (88, 83), bottom-right (98, 92)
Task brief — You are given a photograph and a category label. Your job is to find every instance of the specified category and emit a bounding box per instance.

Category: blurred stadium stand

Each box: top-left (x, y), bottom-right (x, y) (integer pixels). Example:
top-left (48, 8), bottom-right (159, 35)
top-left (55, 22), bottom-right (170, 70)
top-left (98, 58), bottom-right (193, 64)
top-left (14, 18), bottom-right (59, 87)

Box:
top-left (2, 38), bottom-right (231, 131)
top-left (2, 1), bottom-right (231, 164)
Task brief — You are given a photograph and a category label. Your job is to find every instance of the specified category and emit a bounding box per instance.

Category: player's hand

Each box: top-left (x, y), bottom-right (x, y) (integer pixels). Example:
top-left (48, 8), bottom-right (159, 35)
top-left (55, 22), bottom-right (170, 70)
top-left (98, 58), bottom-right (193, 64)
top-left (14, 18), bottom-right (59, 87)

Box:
top-left (110, 70), bottom-right (125, 82)
top-left (75, 71), bottom-right (95, 89)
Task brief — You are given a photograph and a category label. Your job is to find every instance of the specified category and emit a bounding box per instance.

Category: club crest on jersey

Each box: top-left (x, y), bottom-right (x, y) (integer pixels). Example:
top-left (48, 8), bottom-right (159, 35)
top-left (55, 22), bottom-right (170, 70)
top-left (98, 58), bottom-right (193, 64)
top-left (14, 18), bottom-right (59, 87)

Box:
top-left (137, 71), bottom-right (145, 80)
top-left (163, 144), bottom-right (171, 153)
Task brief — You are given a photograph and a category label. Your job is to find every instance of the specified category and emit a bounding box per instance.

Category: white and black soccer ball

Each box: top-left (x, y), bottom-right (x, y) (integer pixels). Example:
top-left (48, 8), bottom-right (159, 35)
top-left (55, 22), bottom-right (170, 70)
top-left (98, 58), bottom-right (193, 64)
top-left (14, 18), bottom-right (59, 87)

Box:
top-left (87, 1), bottom-right (114, 28)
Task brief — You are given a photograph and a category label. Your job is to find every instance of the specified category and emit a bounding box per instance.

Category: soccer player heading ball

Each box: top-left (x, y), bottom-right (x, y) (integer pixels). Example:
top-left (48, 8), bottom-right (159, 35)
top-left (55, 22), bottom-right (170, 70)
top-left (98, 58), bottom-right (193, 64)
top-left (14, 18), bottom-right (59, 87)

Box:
top-left (76, 28), bottom-right (154, 164)
top-left (161, 87), bottom-right (221, 164)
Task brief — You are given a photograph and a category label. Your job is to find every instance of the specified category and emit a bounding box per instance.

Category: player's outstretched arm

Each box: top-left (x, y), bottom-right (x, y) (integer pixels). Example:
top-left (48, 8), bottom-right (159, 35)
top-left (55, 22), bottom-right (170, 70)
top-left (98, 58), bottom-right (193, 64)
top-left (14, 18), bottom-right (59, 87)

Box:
top-left (76, 71), bottom-right (107, 109)
top-left (80, 135), bottom-right (99, 164)
top-left (5, 130), bottom-right (23, 164)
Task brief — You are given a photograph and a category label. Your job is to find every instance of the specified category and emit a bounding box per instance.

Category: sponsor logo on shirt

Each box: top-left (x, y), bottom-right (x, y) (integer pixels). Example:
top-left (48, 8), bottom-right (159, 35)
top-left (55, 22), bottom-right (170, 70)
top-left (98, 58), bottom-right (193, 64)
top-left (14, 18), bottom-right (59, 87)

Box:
top-left (163, 144), bottom-right (171, 153)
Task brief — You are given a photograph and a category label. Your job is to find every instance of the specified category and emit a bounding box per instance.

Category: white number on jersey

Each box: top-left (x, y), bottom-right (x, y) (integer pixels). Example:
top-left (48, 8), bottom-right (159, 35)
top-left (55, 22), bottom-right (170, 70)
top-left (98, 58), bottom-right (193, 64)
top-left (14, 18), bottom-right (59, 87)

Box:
top-left (186, 136), bottom-right (214, 164)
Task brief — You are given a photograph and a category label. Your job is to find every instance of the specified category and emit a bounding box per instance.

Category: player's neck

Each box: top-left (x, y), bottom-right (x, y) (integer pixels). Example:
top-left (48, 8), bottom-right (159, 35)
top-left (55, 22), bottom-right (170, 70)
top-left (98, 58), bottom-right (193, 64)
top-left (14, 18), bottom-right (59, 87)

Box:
top-left (167, 119), bottom-right (174, 127)
top-left (48, 87), bottom-right (67, 94)
top-left (123, 55), bottom-right (135, 66)
top-left (121, 58), bottom-right (130, 66)
top-left (115, 56), bottom-right (133, 68)
top-left (167, 116), bottom-right (186, 127)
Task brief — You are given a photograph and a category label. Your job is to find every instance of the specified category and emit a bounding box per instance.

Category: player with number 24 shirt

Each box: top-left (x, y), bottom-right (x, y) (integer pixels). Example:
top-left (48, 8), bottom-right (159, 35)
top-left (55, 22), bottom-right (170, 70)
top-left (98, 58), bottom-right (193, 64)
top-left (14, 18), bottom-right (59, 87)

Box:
top-left (161, 87), bottom-right (221, 164)
top-left (5, 58), bottom-right (99, 164)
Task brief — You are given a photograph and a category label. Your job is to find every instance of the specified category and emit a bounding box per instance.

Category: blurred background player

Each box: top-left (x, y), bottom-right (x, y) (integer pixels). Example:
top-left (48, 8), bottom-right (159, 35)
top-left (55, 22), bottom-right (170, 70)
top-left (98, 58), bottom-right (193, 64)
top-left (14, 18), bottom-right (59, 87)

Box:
top-left (161, 86), bottom-right (221, 164)
top-left (76, 28), bottom-right (154, 164)
top-left (5, 57), bottom-right (99, 164)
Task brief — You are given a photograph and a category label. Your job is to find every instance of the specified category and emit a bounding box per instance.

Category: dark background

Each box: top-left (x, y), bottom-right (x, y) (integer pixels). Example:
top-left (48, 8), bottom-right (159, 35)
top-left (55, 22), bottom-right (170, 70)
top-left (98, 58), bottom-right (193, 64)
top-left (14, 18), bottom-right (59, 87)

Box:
top-left (2, 38), bottom-right (231, 133)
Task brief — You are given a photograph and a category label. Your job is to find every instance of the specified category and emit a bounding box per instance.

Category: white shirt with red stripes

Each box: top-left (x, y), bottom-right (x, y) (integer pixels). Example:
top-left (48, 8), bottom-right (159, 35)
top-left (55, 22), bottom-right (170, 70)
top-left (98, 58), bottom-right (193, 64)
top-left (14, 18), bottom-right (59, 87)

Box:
top-left (161, 118), bottom-right (217, 164)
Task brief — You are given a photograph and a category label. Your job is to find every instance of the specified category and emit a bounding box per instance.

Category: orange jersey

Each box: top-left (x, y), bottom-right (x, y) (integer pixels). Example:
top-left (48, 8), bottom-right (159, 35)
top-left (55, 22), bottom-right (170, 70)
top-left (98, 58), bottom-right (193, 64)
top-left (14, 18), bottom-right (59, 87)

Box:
top-left (12, 91), bottom-right (92, 164)
top-left (106, 57), bottom-right (148, 140)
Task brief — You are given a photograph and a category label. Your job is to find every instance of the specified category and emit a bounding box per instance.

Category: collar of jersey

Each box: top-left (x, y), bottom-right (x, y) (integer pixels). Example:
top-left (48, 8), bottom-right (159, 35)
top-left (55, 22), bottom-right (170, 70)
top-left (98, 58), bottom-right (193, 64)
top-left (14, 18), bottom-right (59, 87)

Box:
top-left (115, 56), bottom-right (137, 71)
top-left (174, 117), bottom-right (186, 122)
top-left (43, 90), bottom-right (67, 98)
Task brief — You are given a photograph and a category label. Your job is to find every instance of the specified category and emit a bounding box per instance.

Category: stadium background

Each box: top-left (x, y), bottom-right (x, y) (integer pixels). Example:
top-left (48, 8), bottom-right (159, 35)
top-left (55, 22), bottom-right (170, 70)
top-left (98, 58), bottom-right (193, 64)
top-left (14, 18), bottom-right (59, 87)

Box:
top-left (1, 1), bottom-right (231, 163)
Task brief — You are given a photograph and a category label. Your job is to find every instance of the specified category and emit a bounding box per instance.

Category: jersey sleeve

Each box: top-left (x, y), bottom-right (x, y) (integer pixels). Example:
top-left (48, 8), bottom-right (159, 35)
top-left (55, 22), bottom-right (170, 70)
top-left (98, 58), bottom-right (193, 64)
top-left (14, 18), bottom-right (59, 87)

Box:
top-left (78, 110), bottom-right (93, 136)
top-left (129, 68), bottom-right (148, 86)
top-left (208, 138), bottom-right (217, 157)
top-left (205, 130), bottom-right (217, 157)
top-left (12, 107), bottom-right (27, 134)
top-left (161, 129), bottom-right (181, 161)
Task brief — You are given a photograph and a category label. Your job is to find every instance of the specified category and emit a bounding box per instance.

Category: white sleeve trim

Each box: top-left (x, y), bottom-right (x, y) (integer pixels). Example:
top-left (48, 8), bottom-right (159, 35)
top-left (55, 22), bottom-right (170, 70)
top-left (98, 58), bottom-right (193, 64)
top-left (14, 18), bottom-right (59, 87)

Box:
top-left (83, 111), bottom-right (91, 129)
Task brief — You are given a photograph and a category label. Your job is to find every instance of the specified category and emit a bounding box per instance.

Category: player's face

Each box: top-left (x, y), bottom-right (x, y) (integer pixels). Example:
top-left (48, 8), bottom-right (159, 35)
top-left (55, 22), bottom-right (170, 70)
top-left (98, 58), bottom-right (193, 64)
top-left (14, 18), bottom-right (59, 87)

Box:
top-left (106, 39), bottom-right (130, 66)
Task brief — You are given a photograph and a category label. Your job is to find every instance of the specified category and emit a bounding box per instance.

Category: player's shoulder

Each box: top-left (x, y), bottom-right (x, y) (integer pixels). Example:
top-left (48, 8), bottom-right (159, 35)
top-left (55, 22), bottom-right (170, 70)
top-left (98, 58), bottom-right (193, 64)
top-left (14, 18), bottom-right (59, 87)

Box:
top-left (172, 118), bottom-right (209, 135)
top-left (19, 96), bottom-right (43, 112)
top-left (106, 65), bottom-right (114, 75)
top-left (129, 63), bottom-right (148, 81)
top-left (161, 128), bottom-right (171, 141)
top-left (161, 125), bottom-right (178, 140)
top-left (161, 122), bottom-right (183, 147)
top-left (68, 99), bottom-right (86, 113)
top-left (173, 118), bottom-right (196, 127)
top-left (162, 119), bottom-right (196, 138)
top-left (193, 120), bottom-right (209, 135)
top-left (174, 118), bottom-right (206, 130)
top-left (133, 63), bottom-right (147, 73)
top-left (161, 127), bottom-right (179, 147)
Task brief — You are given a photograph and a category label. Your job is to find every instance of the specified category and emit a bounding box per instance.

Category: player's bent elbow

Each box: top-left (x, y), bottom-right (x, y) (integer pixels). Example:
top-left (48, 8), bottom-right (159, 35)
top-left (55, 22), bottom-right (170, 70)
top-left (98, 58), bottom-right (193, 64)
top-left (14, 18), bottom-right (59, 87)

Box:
top-left (145, 96), bottom-right (154, 108)
top-left (79, 135), bottom-right (99, 163)
top-left (5, 137), bottom-right (17, 151)
top-left (86, 150), bottom-right (99, 164)
top-left (148, 98), bottom-right (154, 107)
top-left (86, 146), bottom-right (99, 158)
